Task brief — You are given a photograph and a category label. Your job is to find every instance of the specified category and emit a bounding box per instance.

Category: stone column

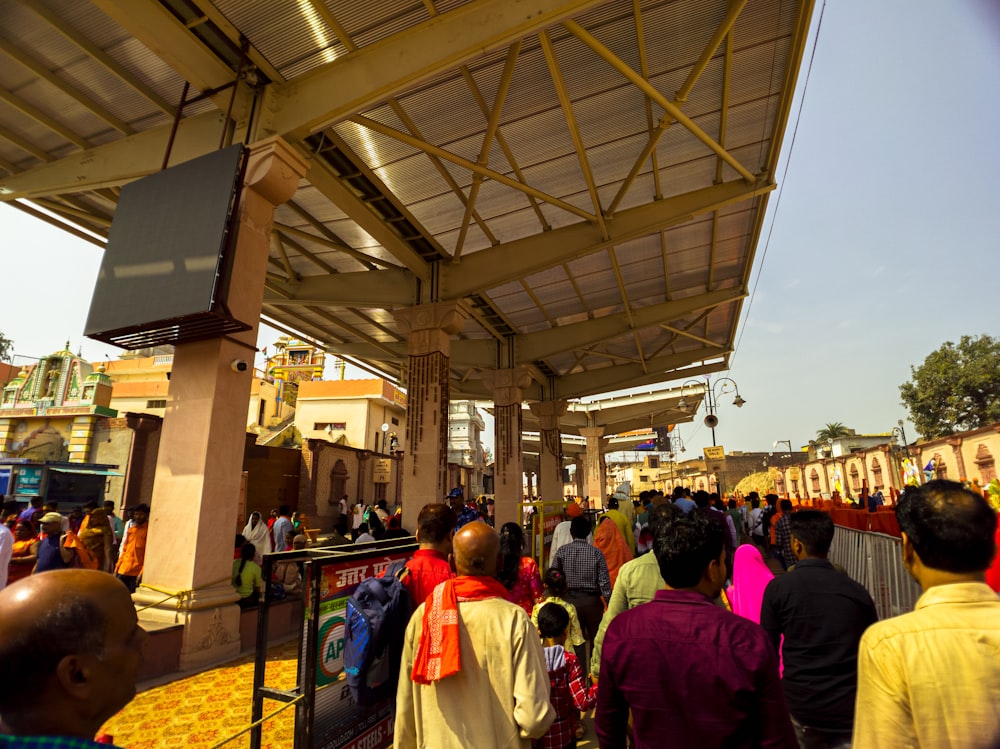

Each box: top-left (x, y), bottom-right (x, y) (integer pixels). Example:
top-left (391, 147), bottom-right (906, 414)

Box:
top-left (947, 437), bottom-right (968, 480)
top-left (574, 457), bottom-right (584, 499)
top-left (122, 413), bottom-right (161, 509)
top-left (485, 367), bottom-right (532, 529)
top-left (393, 302), bottom-right (468, 508)
top-left (132, 138), bottom-right (307, 671)
top-left (529, 400), bottom-right (567, 503)
top-left (579, 426), bottom-right (606, 505)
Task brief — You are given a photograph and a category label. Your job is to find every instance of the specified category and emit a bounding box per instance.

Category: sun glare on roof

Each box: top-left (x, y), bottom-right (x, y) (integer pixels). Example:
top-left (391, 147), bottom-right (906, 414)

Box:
top-left (296, 0), bottom-right (338, 64)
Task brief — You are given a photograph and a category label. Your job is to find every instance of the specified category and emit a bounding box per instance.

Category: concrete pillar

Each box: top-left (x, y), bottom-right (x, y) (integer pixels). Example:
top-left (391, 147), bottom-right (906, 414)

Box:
top-left (122, 413), bottom-right (161, 509)
top-left (579, 426), bottom-right (606, 506)
top-left (131, 138), bottom-right (307, 672)
top-left (393, 302), bottom-right (468, 508)
top-left (574, 457), bottom-right (584, 499)
top-left (529, 400), bottom-right (567, 503)
top-left (485, 367), bottom-right (532, 529)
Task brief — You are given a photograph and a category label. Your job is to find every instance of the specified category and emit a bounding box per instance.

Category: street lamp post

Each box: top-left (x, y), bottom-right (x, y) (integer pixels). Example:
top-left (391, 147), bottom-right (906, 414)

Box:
top-left (891, 419), bottom-right (912, 487)
top-left (677, 376), bottom-right (746, 446)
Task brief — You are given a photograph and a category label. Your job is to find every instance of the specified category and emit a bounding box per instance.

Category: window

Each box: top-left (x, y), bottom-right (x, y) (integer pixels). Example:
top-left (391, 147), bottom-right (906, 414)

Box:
top-left (849, 465), bottom-right (860, 491)
top-left (146, 399), bottom-right (166, 409)
top-left (391, 417), bottom-right (399, 426)
top-left (810, 469), bottom-right (820, 493)
top-left (871, 458), bottom-right (883, 489)
top-left (315, 422), bottom-right (346, 431)
top-left (639, 474), bottom-right (649, 482)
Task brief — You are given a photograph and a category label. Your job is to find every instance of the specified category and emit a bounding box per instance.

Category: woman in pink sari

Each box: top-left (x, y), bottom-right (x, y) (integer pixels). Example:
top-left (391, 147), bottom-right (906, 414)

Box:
top-left (594, 516), bottom-right (633, 589)
top-left (726, 543), bottom-right (774, 623)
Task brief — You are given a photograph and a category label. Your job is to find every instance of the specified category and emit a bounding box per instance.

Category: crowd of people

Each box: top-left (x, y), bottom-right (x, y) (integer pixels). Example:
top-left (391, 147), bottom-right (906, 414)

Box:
top-left (1, 478), bottom-right (997, 749)
top-left (0, 499), bottom-right (149, 593)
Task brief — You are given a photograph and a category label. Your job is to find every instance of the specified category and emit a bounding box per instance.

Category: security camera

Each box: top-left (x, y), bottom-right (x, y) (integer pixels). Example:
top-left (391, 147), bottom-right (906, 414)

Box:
top-left (230, 359), bottom-right (248, 373)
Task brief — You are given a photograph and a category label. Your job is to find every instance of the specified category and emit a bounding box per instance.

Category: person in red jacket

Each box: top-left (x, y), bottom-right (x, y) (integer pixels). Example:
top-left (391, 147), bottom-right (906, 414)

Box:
top-left (402, 503), bottom-right (457, 607)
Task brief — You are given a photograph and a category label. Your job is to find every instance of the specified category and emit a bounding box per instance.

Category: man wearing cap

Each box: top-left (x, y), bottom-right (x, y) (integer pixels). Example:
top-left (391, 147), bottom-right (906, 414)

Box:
top-left (33, 512), bottom-right (76, 574)
top-left (547, 501), bottom-right (590, 567)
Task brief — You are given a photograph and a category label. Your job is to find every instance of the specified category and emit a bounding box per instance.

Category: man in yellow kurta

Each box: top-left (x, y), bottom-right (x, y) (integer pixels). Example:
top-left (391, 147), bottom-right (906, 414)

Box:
top-left (853, 480), bottom-right (1000, 749)
top-left (394, 521), bottom-right (555, 749)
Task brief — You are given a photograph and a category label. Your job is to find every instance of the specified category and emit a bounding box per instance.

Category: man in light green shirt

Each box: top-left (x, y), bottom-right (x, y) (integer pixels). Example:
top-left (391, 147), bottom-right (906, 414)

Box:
top-left (591, 504), bottom-right (678, 677)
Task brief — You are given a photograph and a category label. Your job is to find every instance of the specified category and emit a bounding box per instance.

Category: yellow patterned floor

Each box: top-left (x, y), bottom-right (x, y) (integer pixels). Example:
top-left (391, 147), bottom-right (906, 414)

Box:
top-left (100, 639), bottom-right (300, 749)
top-left (100, 638), bottom-right (597, 749)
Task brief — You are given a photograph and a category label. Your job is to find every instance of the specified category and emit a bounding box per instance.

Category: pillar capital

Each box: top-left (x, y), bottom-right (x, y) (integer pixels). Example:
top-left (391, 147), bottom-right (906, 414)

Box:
top-left (483, 366), bottom-right (533, 407)
top-left (394, 302), bottom-right (469, 356)
top-left (243, 136), bottom-right (309, 205)
top-left (529, 399), bottom-right (568, 430)
top-left (579, 425), bottom-right (606, 439)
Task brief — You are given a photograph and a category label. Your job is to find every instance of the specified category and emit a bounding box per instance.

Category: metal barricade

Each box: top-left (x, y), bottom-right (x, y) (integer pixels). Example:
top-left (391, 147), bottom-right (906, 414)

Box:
top-left (829, 526), bottom-right (921, 620)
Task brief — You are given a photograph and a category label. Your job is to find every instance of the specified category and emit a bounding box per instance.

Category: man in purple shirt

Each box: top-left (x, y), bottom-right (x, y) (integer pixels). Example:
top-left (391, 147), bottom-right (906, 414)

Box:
top-left (595, 511), bottom-right (797, 749)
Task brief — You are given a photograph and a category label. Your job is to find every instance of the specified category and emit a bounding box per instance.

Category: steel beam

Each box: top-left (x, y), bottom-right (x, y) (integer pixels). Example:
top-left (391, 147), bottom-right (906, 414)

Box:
top-left (440, 179), bottom-right (773, 298)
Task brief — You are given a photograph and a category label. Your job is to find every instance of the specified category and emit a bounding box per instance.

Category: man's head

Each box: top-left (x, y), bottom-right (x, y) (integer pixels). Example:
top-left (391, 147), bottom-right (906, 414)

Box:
top-left (780, 499), bottom-right (793, 513)
top-left (607, 497), bottom-right (619, 510)
top-left (652, 511), bottom-right (726, 598)
top-left (789, 510), bottom-right (835, 559)
top-left (672, 486), bottom-right (685, 500)
top-left (132, 504), bottom-right (150, 526)
top-left (291, 534), bottom-right (308, 550)
top-left (692, 490), bottom-right (710, 509)
top-left (278, 504), bottom-right (291, 517)
top-left (452, 521), bottom-right (500, 577)
top-left (0, 571), bottom-right (147, 736)
top-left (896, 480), bottom-right (997, 582)
top-left (647, 502), bottom-right (681, 541)
top-left (357, 522), bottom-right (369, 536)
top-left (564, 502), bottom-right (583, 520)
top-left (765, 494), bottom-right (778, 507)
top-left (39, 512), bottom-right (63, 537)
top-left (750, 497), bottom-right (760, 509)
top-left (569, 515), bottom-right (592, 540)
top-left (415, 503), bottom-right (457, 551)
top-left (102, 500), bottom-right (116, 516)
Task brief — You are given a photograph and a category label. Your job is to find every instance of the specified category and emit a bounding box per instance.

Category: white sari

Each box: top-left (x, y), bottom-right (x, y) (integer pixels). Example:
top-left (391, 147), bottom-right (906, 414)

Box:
top-left (242, 514), bottom-right (272, 563)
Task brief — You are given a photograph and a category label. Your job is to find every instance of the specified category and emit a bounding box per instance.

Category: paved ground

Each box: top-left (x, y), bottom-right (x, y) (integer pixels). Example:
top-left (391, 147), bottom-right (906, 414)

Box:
top-left (102, 637), bottom-right (597, 748)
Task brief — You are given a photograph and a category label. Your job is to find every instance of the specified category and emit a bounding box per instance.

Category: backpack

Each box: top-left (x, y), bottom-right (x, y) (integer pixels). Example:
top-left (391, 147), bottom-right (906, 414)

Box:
top-left (342, 560), bottom-right (412, 706)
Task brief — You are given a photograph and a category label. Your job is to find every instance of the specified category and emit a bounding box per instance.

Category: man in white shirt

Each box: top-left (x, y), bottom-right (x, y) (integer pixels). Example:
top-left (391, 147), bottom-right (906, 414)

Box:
top-left (547, 502), bottom-right (590, 567)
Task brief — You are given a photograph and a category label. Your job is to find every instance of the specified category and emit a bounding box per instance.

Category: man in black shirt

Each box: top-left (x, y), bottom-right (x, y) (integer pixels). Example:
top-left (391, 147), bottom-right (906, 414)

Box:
top-left (760, 510), bottom-right (877, 749)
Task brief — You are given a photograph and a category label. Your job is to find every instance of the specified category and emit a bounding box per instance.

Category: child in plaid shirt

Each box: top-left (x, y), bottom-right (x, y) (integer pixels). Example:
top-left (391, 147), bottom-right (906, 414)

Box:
top-left (533, 603), bottom-right (598, 749)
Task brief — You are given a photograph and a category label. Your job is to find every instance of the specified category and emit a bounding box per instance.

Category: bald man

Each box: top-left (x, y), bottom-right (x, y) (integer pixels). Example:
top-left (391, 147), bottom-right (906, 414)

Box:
top-left (0, 570), bottom-right (147, 744)
top-left (394, 521), bottom-right (554, 749)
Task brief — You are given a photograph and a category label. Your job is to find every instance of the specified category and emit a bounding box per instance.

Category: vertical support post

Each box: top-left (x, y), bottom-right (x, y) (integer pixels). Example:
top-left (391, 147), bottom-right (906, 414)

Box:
top-left (393, 302), bottom-right (468, 508)
top-left (132, 138), bottom-right (307, 671)
top-left (579, 426), bottom-right (606, 507)
top-left (485, 367), bottom-right (532, 529)
top-left (530, 400), bottom-right (567, 503)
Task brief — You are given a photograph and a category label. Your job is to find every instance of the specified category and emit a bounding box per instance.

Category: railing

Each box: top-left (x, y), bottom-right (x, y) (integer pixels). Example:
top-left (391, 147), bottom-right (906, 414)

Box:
top-left (829, 526), bottom-right (922, 620)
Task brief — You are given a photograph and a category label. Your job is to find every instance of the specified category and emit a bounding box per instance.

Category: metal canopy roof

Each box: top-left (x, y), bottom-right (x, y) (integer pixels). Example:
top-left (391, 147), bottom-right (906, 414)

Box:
top-left (0, 0), bottom-right (814, 409)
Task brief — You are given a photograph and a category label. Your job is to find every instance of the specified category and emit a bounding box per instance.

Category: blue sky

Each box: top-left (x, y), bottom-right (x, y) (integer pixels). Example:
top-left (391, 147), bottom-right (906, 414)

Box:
top-left (1, 0), bottom-right (997, 454)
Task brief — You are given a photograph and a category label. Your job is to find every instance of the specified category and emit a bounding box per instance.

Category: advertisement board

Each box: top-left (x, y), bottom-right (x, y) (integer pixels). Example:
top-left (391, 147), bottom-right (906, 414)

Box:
top-left (310, 549), bottom-right (413, 749)
top-left (15, 466), bottom-right (43, 496)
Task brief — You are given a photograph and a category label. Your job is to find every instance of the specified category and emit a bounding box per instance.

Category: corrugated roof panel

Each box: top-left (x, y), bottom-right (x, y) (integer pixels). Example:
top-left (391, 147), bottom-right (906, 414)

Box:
top-left (330, 1), bottom-right (430, 49)
top-left (214, 0), bottom-right (347, 78)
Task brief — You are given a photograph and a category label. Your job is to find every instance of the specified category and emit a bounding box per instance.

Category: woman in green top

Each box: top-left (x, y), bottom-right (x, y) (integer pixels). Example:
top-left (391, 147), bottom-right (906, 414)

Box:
top-left (232, 542), bottom-right (262, 608)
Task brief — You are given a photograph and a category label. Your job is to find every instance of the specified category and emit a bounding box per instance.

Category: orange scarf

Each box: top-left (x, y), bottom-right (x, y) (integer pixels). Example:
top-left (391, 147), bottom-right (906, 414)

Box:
top-left (411, 575), bottom-right (508, 684)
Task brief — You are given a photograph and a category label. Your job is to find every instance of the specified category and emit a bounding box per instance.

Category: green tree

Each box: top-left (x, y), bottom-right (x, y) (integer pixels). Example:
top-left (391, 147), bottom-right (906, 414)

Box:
top-left (816, 422), bottom-right (851, 440)
top-left (900, 334), bottom-right (1000, 438)
top-left (0, 331), bottom-right (11, 361)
